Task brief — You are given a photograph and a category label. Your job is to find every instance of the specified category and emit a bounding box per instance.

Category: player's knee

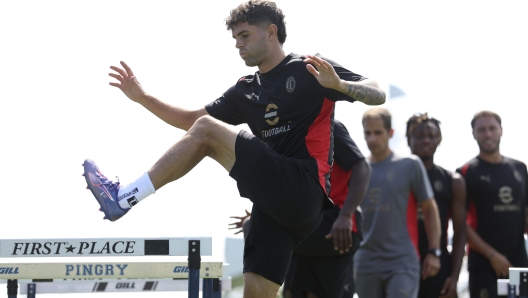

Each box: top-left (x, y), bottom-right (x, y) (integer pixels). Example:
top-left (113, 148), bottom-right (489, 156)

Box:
top-left (188, 116), bottom-right (218, 143)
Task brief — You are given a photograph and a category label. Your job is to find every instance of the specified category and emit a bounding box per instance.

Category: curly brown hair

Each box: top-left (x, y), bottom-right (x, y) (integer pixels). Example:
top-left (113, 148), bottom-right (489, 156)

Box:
top-left (225, 0), bottom-right (287, 44)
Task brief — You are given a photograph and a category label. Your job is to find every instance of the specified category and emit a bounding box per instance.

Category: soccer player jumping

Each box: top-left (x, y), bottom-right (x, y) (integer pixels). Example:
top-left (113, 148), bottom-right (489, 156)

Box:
top-left (82, 1), bottom-right (385, 297)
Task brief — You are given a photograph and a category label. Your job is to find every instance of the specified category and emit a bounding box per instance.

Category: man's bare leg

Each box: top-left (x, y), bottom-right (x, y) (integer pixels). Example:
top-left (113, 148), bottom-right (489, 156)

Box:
top-left (148, 115), bottom-right (238, 190)
top-left (244, 272), bottom-right (281, 298)
top-left (153, 117), bottom-right (282, 296)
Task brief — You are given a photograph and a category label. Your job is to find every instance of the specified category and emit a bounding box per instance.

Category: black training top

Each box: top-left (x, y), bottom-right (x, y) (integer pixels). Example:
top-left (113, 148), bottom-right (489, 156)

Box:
top-left (457, 156), bottom-right (528, 269)
top-left (205, 53), bottom-right (365, 197)
top-left (330, 119), bottom-right (365, 236)
top-left (418, 165), bottom-right (453, 259)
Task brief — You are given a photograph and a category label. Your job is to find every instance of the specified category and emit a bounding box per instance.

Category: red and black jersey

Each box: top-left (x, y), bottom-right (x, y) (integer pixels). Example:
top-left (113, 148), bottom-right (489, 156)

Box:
top-left (329, 119), bottom-right (365, 236)
top-left (205, 53), bottom-right (365, 198)
top-left (418, 165), bottom-right (453, 259)
top-left (457, 156), bottom-right (528, 270)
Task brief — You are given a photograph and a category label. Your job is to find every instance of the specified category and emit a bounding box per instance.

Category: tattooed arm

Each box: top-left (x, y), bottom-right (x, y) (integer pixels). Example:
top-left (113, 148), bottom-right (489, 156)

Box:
top-left (304, 54), bottom-right (386, 106)
top-left (337, 79), bottom-right (385, 105)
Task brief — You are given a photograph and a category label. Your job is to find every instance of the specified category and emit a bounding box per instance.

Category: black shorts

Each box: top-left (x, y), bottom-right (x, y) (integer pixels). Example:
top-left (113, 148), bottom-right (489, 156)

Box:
top-left (469, 268), bottom-right (502, 298)
top-left (230, 131), bottom-right (326, 285)
top-left (418, 253), bottom-right (453, 298)
top-left (468, 251), bottom-right (528, 298)
top-left (283, 232), bottom-right (361, 298)
top-left (293, 205), bottom-right (361, 258)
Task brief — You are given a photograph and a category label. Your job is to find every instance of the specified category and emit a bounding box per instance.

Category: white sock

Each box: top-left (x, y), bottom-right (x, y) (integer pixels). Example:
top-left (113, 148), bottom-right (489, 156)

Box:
top-left (117, 172), bottom-right (156, 209)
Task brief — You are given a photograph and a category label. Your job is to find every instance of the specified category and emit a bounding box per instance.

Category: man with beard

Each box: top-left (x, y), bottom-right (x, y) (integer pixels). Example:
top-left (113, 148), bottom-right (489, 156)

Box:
top-left (82, 1), bottom-right (385, 297)
top-left (355, 107), bottom-right (441, 298)
top-left (406, 113), bottom-right (466, 298)
top-left (457, 110), bottom-right (528, 298)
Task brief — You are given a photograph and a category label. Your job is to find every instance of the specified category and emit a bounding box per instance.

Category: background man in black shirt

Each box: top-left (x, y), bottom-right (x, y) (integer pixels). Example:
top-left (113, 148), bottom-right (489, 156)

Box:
top-left (457, 110), bottom-right (528, 298)
top-left (406, 113), bottom-right (466, 298)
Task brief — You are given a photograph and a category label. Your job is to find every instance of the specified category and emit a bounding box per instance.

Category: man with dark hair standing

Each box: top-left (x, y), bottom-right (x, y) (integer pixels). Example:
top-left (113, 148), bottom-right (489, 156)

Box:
top-left (355, 107), bottom-right (441, 298)
top-left (230, 119), bottom-right (371, 298)
top-left (81, 1), bottom-right (385, 297)
top-left (406, 113), bottom-right (467, 298)
top-left (457, 110), bottom-right (528, 298)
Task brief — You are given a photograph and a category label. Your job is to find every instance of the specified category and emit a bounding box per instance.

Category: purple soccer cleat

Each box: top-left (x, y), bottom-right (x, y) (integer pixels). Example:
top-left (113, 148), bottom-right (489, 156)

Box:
top-left (82, 159), bottom-right (129, 221)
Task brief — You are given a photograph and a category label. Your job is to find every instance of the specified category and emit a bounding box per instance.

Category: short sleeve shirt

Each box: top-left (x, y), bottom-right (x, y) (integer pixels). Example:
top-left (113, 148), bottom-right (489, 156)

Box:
top-left (457, 156), bottom-right (528, 269)
top-left (205, 53), bottom-right (366, 194)
top-left (355, 153), bottom-right (434, 274)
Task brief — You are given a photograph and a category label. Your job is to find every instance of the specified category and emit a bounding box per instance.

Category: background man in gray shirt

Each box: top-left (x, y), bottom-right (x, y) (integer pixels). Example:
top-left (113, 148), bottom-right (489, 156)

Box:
top-left (355, 107), bottom-right (441, 298)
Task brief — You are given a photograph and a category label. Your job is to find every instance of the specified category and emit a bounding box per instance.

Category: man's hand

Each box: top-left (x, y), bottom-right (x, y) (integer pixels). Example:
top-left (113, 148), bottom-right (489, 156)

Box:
top-left (489, 252), bottom-right (511, 277)
top-left (228, 209), bottom-right (251, 235)
top-left (109, 61), bottom-right (147, 103)
top-left (325, 214), bottom-right (353, 254)
top-left (439, 276), bottom-right (457, 298)
top-left (303, 55), bottom-right (341, 90)
top-left (421, 254), bottom-right (441, 280)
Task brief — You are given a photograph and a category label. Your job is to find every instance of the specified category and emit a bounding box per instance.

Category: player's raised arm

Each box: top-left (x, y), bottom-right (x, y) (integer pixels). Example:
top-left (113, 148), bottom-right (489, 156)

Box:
top-left (303, 54), bottom-right (386, 106)
top-left (109, 61), bottom-right (208, 131)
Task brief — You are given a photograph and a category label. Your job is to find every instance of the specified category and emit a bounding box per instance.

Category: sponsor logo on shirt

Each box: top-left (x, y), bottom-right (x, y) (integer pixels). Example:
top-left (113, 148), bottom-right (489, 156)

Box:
top-left (265, 103), bottom-right (279, 125)
top-left (261, 104), bottom-right (293, 137)
top-left (261, 125), bottom-right (291, 138)
top-left (364, 187), bottom-right (389, 213)
top-left (494, 185), bottom-right (521, 212)
top-left (498, 186), bottom-right (514, 204)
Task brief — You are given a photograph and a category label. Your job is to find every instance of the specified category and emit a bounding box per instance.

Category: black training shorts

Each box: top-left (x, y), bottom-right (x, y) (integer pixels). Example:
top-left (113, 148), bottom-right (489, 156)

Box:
top-left (230, 130), bottom-right (326, 285)
top-left (418, 253), bottom-right (453, 298)
top-left (283, 233), bottom-right (361, 298)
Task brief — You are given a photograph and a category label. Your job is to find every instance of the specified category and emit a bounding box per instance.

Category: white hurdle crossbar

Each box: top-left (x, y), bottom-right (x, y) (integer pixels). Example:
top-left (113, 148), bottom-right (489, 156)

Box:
top-left (0, 237), bottom-right (223, 298)
top-left (17, 278), bottom-right (231, 294)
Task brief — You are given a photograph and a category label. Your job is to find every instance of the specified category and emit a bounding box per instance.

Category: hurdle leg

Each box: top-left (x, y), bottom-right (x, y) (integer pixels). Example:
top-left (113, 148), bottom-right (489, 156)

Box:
top-left (188, 240), bottom-right (201, 298)
top-left (203, 278), bottom-right (213, 298)
top-left (521, 271), bottom-right (528, 298)
top-left (509, 283), bottom-right (517, 298)
top-left (7, 280), bottom-right (17, 298)
top-left (27, 284), bottom-right (36, 298)
top-left (212, 278), bottom-right (221, 298)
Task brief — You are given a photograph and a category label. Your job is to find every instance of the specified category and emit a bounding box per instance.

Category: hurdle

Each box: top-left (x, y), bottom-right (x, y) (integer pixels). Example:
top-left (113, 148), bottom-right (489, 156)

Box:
top-left (15, 277), bottom-right (231, 295)
top-left (0, 237), bottom-right (224, 298)
top-left (496, 268), bottom-right (528, 297)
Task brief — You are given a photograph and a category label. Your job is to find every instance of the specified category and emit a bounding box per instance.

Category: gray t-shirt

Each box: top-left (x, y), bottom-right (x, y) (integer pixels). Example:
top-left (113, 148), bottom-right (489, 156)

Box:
top-left (354, 152), bottom-right (434, 274)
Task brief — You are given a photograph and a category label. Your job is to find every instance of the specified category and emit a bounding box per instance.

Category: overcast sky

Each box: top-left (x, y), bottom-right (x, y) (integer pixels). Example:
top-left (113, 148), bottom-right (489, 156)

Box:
top-left (1, 0), bottom-right (527, 296)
